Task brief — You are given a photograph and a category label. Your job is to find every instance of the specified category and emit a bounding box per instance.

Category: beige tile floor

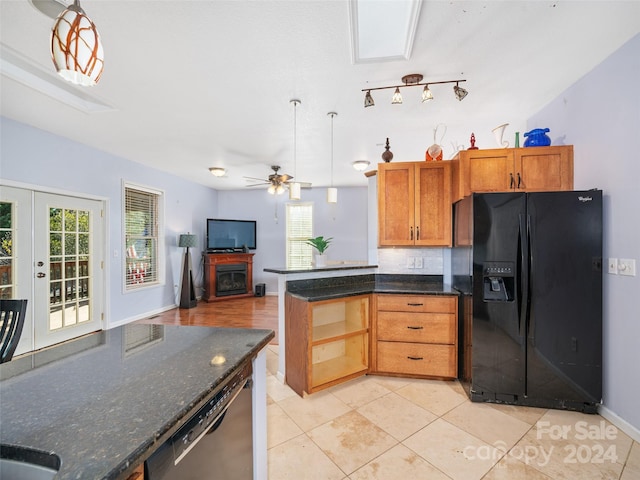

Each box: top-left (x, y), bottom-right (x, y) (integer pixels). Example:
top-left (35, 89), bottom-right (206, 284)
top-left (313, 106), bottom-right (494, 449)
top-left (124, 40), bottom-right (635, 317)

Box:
top-left (265, 346), bottom-right (640, 480)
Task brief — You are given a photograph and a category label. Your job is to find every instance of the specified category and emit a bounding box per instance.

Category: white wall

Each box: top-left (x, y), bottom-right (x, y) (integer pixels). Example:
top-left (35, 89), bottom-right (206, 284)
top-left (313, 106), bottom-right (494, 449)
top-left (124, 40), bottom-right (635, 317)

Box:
top-left (216, 187), bottom-right (369, 294)
top-left (0, 117), bottom-right (218, 325)
top-left (528, 33), bottom-right (640, 434)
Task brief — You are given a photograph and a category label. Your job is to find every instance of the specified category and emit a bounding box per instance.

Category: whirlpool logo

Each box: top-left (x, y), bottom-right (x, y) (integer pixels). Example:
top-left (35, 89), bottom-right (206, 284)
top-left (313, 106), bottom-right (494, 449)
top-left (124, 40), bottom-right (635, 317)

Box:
top-left (578, 196), bottom-right (593, 202)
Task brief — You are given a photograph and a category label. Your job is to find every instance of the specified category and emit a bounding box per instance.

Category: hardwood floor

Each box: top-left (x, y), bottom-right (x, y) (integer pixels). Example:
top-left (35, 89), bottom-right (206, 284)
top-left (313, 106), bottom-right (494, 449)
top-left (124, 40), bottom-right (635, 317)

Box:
top-left (136, 295), bottom-right (278, 344)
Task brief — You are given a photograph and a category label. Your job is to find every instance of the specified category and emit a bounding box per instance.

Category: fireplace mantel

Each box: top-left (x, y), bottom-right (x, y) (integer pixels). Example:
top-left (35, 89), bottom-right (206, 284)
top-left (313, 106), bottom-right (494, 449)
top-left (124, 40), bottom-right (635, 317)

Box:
top-left (203, 253), bottom-right (254, 302)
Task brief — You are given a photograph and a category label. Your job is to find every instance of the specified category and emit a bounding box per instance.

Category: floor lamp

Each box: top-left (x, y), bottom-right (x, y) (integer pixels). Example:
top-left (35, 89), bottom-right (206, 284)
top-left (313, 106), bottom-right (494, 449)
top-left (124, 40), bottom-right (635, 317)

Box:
top-left (179, 233), bottom-right (198, 309)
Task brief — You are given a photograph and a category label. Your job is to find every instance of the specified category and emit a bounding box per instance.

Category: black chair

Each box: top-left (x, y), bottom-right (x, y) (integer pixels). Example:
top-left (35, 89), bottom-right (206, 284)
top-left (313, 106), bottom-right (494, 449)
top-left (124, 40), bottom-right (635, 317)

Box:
top-left (0, 299), bottom-right (27, 364)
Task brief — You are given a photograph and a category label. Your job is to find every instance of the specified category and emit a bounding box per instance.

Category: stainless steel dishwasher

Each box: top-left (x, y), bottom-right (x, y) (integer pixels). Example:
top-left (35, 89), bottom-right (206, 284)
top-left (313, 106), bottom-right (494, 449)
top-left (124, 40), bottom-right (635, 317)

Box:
top-left (145, 361), bottom-right (253, 479)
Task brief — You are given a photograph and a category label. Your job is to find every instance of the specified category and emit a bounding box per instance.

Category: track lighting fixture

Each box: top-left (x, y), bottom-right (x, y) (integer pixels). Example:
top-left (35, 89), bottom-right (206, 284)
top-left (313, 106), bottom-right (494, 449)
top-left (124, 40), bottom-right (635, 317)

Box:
top-left (362, 74), bottom-right (467, 107)
top-left (51, 0), bottom-right (104, 86)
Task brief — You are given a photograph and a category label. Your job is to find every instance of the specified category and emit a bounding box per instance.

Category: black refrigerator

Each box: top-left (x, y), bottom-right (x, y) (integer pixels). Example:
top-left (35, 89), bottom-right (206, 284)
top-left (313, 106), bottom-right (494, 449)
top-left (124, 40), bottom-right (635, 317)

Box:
top-left (452, 190), bottom-right (602, 413)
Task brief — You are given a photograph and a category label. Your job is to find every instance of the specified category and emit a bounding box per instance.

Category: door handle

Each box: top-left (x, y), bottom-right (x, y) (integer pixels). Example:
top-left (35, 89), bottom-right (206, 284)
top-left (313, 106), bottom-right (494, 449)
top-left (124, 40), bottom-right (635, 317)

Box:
top-left (37, 272), bottom-right (46, 278)
top-left (407, 303), bottom-right (424, 307)
top-left (510, 173), bottom-right (515, 189)
top-left (517, 173), bottom-right (522, 189)
top-left (410, 226), bottom-right (413, 240)
top-left (416, 225), bottom-right (420, 240)
top-left (407, 356), bottom-right (424, 361)
top-left (407, 326), bottom-right (424, 330)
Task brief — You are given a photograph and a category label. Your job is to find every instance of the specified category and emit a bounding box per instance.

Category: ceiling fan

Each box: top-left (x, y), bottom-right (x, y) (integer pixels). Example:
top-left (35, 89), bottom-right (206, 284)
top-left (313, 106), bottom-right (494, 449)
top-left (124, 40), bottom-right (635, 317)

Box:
top-left (243, 165), bottom-right (310, 195)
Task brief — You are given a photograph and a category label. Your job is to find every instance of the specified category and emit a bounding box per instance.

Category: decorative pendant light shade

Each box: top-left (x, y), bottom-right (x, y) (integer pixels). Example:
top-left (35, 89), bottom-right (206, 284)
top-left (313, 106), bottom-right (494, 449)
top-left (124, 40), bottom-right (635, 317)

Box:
top-left (421, 85), bottom-right (434, 102)
top-left (289, 99), bottom-right (301, 200)
top-left (327, 112), bottom-right (338, 204)
top-left (51, 0), bottom-right (104, 86)
top-left (391, 87), bottom-right (403, 104)
top-left (454, 82), bottom-right (468, 101)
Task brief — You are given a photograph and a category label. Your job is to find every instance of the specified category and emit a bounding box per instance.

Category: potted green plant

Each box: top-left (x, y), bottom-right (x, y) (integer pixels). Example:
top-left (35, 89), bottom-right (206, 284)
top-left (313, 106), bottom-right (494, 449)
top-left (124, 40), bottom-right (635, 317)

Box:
top-left (305, 236), bottom-right (332, 267)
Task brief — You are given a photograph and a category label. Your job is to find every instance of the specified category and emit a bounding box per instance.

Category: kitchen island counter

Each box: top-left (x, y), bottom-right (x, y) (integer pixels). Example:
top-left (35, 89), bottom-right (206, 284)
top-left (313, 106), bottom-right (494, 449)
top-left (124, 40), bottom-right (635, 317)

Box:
top-left (0, 324), bottom-right (274, 480)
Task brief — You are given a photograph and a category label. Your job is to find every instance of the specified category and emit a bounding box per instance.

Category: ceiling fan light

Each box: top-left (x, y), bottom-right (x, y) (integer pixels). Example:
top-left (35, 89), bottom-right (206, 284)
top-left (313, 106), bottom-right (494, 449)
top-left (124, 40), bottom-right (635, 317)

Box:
top-left (391, 87), bottom-right (403, 104)
top-left (209, 167), bottom-right (226, 177)
top-left (267, 184), bottom-right (276, 195)
top-left (50, 0), bottom-right (104, 86)
top-left (454, 84), bottom-right (468, 101)
top-left (352, 160), bottom-right (370, 171)
top-left (327, 187), bottom-right (338, 204)
top-left (276, 184), bottom-right (285, 195)
top-left (289, 182), bottom-right (301, 200)
top-left (364, 90), bottom-right (375, 108)
top-left (422, 85), bottom-right (434, 102)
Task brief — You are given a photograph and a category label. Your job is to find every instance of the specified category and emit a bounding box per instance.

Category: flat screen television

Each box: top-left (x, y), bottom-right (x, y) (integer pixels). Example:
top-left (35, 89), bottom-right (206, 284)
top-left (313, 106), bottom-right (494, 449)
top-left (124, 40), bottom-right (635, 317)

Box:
top-left (206, 219), bottom-right (257, 251)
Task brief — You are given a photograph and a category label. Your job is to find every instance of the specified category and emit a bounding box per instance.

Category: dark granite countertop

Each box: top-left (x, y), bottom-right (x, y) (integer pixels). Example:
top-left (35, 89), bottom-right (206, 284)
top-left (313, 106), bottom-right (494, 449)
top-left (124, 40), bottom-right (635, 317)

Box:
top-left (286, 274), bottom-right (459, 301)
top-left (264, 264), bottom-right (377, 274)
top-left (0, 325), bottom-right (274, 480)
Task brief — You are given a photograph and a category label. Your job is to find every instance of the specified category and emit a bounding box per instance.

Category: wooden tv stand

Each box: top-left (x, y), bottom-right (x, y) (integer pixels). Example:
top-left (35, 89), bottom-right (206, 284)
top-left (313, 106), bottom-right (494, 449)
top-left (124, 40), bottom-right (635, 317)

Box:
top-left (202, 252), bottom-right (254, 302)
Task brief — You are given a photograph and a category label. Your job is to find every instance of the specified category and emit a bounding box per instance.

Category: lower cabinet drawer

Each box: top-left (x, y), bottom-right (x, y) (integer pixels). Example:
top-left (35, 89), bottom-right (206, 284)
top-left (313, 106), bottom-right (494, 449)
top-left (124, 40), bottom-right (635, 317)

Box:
top-left (377, 312), bottom-right (455, 344)
top-left (376, 342), bottom-right (456, 378)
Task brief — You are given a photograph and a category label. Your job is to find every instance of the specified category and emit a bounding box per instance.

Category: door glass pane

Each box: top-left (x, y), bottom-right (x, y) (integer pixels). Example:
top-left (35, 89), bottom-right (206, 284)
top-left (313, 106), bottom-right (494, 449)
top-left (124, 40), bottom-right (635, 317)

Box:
top-left (0, 201), bottom-right (13, 299)
top-left (49, 207), bottom-right (92, 331)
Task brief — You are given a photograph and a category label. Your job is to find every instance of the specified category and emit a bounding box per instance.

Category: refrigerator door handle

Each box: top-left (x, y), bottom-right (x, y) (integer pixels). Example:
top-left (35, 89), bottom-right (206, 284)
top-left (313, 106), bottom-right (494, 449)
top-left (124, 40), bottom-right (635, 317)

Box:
top-left (518, 213), bottom-right (529, 338)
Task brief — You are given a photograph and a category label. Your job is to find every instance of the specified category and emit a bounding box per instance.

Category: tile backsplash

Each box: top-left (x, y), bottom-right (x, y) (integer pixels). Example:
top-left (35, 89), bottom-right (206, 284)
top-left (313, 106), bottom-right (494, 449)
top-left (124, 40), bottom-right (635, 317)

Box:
top-left (376, 248), bottom-right (444, 275)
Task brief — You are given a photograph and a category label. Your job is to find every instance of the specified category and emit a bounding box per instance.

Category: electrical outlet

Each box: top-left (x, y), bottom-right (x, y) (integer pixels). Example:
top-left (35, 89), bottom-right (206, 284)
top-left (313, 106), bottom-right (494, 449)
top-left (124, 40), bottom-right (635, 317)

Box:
top-left (406, 257), bottom-right (415, 269)
top-left (608, 258), bottom-right (618, 274)
top-left (618, 258), bottom-right (636, 276)
top-left (415, 257), bottom-right (423, 269)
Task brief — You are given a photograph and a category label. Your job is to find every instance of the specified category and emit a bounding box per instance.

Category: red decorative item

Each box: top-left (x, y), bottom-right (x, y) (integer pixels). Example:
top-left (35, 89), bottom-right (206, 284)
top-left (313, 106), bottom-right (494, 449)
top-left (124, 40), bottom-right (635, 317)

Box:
top-left (468, 133), bottom-right (479, 150)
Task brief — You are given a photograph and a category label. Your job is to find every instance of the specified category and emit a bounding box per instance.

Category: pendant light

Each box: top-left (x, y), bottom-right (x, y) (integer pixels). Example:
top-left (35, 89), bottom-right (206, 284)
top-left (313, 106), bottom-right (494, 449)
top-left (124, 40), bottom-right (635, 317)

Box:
top-left (327, 112), bottom-right (338, 204)
top-left (289, 99), bottom-right (301, 200)
top-left (50, 0), bottom-right (104, 86)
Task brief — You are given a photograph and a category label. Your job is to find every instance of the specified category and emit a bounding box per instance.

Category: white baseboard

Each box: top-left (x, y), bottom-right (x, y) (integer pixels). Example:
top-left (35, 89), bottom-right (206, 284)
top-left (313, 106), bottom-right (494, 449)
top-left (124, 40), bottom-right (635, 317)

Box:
top-left (599, 405), bottom-right (640, 443)
top-left (106, 304), bottom-right (178, 329)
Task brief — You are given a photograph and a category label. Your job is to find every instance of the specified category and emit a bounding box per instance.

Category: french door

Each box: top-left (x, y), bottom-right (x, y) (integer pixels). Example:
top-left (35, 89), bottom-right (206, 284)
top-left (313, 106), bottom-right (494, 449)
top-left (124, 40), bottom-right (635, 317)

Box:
top-left (0, 186), bottom-right (105, 353)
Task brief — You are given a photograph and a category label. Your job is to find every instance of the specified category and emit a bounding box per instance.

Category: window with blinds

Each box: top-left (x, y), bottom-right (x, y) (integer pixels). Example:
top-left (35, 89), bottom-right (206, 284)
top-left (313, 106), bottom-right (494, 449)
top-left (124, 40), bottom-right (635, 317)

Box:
top-left (124, 184), bottom-right (163, 289)
top-left (286, 202), bottom-right (313, 269)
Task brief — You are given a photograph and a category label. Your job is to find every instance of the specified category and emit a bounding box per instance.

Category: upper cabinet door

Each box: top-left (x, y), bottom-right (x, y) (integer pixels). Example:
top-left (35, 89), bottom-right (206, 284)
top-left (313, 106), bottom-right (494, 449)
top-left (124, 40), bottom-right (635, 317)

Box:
top-left (378, 163), bottom-right (415, 246)
top-left (415, 162), bottom-right (452, 247)
top-left (516, 146), bottom-right (573, 192)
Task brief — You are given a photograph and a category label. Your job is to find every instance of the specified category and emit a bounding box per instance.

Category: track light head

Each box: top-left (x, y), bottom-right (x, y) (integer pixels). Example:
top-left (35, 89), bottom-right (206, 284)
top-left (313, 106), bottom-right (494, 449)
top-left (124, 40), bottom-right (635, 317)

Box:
top-left (454, 83), bottom-right (468, 101)
top-left (364, 90), bottom-right (375, 107)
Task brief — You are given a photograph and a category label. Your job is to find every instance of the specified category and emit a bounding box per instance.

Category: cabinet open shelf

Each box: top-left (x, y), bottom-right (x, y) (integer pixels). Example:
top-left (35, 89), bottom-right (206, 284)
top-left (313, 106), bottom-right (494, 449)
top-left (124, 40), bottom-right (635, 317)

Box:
top-left (311, 355), bottom-right (368, 390)
top-left (312, 323), bottom-right (367, 345)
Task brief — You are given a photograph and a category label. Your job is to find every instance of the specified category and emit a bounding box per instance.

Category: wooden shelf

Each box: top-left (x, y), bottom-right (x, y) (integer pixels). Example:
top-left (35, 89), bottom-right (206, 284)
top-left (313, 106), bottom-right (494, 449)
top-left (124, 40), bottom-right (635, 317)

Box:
top-left (311, 355), bottom-right (368, 390)
top-left (312, 322), bottom-right (367, 344)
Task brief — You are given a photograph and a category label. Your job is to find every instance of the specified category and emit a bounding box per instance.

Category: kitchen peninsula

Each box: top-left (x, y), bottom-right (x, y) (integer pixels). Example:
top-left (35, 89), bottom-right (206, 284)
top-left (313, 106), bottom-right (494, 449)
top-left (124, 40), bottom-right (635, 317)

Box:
top-left (0, 324), bottom-right (274, 480)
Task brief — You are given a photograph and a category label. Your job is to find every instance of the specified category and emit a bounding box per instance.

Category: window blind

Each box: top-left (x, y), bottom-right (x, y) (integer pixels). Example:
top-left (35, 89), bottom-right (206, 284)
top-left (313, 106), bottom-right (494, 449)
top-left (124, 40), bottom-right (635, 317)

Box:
top-left (286, 203), bottom-right (313, 269)
top-left (124, 185), bottom-right (161, 288)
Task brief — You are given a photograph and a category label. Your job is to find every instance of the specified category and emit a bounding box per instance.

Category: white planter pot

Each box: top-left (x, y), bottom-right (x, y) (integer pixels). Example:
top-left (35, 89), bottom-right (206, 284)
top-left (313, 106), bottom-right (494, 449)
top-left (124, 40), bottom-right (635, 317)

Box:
top-left (314, 254), bottom-right (327, 267)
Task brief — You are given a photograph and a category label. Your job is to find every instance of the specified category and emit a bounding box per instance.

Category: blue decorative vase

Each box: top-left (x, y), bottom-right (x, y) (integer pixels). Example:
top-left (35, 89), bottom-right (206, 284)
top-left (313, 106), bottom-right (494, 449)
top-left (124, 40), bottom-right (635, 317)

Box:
top-left (523, 128), bottom-right (551, 147)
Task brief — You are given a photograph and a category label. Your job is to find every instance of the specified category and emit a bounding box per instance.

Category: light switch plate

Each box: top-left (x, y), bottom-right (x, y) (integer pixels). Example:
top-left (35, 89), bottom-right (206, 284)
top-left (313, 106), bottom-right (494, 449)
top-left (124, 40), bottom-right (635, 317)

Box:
top-left (608, 258), bottom-right (618, 274)
top-left (618, 258), bottom-right (636, 276)
top-left (406, 257), bottom-right (415, 269)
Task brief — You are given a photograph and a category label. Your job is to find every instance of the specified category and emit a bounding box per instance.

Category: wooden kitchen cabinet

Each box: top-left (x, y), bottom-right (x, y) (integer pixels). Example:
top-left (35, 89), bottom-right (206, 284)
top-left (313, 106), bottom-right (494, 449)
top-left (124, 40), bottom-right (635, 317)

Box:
top-left (285, 294), bottom-right (369, 396)
top-left (373, 294), bottom-right (458, 379)
top-left (450, 145), bottom-right (573, 202)
top-left (377, 161), bottom-right (452, 247)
